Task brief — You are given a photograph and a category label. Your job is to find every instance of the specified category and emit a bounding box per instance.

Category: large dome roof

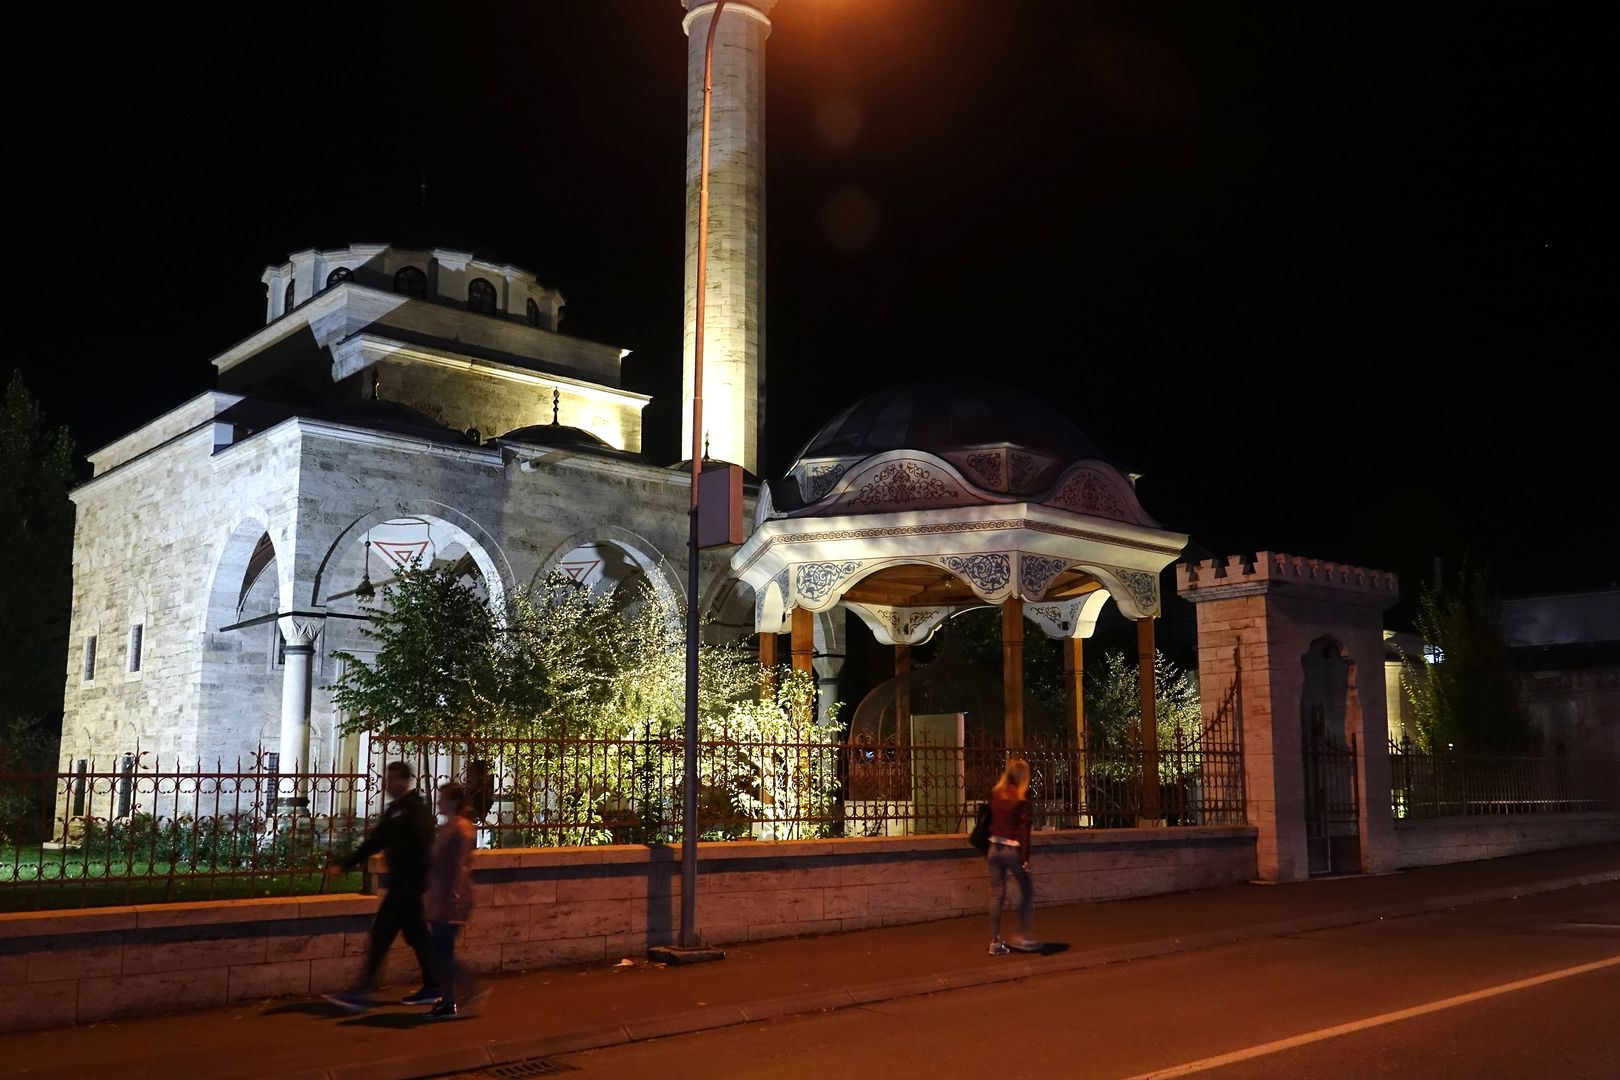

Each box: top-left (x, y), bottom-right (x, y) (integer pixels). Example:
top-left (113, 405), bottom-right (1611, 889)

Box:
top-left (791, 378), bottom-right (1103, 465)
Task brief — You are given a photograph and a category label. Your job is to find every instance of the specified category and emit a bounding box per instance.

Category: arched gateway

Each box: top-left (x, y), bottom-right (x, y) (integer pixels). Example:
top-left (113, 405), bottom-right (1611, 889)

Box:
top-left (731, 379), bottom-right (1190, 820)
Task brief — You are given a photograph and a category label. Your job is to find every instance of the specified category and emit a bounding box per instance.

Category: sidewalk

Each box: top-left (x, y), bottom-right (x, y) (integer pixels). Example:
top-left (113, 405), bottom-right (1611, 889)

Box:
top-left (4, 843), bottom-right (1617, 1080)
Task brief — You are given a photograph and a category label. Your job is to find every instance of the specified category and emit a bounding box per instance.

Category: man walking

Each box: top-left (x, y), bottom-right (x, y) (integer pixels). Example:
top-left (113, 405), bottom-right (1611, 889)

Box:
top-left (323, 760), bottom-right (437, 1011)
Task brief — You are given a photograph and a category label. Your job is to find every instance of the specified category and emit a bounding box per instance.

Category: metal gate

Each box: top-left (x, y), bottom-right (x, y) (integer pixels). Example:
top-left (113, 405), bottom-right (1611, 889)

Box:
top-left (1302, 726), bottom-right (1360, 875)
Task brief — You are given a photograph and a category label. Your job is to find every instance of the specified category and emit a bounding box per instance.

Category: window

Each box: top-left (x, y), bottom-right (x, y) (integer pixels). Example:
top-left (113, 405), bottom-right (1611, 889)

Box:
top-left (83, 636), bottom-right (97, 682)
top-left (72, 760), bottom-right (88, 817)
top-left (394, 265), bottom-right (427, 298)
top-left (128, 623), bottom-right (143, 673)
top-left (526, 297), bottom-right (542, 328)
top-left (326, 266), bottom-right (354, 288)
top-left (272, 624), bottom-right (286, 668)
top-left (467, 277), bottom-right (497, 315)
top-left (284, 279), bottom-right (295, 312)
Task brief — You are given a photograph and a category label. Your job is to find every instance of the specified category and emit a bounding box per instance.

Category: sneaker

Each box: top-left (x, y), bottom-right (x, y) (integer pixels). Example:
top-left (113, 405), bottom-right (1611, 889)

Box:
top-left (425, 1002), bottom-right (460, 1021)
top-left (1009, 937), bottom-right (1044, 953)
top-left (988, 941), bottom-right (1011, 956)
top-left (322, 990), bottom-right (376, 1013)
top-left (401, 986), bottom-right (442, 1006)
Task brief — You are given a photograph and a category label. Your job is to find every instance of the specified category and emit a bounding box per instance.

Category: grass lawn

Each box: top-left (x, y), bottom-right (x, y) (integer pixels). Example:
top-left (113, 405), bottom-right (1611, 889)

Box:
top-left (0, 845), bottom-right (365, 913)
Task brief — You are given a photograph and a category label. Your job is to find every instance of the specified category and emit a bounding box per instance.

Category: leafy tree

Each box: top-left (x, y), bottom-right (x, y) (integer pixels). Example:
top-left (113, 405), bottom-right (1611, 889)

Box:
top-left (0, 372), bottom-right (76, 746)
top-left (1084, 649), bottom-right (1202, 771)
top-left (329, 563), bottom-right (498, 737)
top-left (1403, 562), bottom-right (1537, 754)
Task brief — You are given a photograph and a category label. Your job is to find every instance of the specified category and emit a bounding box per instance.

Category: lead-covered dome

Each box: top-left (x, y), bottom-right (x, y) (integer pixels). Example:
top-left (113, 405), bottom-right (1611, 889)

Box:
top-left (773, 378), bottom-right (1110, 511)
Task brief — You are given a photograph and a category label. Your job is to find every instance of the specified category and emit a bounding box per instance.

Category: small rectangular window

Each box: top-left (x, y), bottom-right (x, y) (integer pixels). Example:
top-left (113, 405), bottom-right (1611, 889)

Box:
top-left (83, 636), bottom-right (97, 682)
top-left (72, 760), bottom-right (88, 817)
top-left (128, 624), bottom-right (143, 673)
top-left (272, 625), bottom-right (286, 668)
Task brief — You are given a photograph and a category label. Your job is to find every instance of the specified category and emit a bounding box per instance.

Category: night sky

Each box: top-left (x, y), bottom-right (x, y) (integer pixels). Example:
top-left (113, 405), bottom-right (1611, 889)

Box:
top-left (10, 1), bottom-right (1613, 610)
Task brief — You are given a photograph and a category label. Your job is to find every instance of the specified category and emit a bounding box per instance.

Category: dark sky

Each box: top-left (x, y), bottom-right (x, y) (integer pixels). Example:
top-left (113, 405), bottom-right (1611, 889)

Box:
top-left (9, 1), bottom-right (1613, 606)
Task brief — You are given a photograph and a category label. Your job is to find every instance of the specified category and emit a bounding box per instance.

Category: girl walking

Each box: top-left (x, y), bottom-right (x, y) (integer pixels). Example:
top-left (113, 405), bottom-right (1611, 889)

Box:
top-left (986, 757), bottom-right (1041, 955)
top-left (423, 781), bottom-right (482, 1019)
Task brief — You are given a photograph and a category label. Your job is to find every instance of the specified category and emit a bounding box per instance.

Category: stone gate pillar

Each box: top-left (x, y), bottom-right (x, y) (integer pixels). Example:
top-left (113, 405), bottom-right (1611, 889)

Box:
top-left (1177, 553), bottom-right (1398, 881)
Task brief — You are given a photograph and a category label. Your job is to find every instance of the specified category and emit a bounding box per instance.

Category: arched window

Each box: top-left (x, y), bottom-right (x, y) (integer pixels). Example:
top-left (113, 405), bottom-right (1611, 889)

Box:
top-left (283, 280), bottom-right (295, 312)
top-left (394, 266), bottom-right (427, 299)
top-left (325, 266), bottom-right (354, 288)
top-left (526, 297), bottom-right (542, 328)
top-left (468, 278), bottom-right (498, 315)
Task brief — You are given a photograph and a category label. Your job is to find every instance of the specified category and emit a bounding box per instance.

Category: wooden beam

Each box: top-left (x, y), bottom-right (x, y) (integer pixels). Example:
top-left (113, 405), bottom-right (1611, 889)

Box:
top-left (895, 643), bottom-right (912, 741)
top-left (1138, 616), bottom-right (1161, 825)
top-left (758, 631), bottom-right (778, 668)
top-left (1064, 635), bottom-right (1084, 748)
top-left (1001, 599), bottom-right (1025, 746)
top-left (791, 607), bottom-right (814, 676)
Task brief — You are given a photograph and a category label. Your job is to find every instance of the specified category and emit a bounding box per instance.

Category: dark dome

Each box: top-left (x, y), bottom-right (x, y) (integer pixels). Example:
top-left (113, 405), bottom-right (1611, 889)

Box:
top-left (499, 422), bottom-right (643, 458)
top-left (791, 378), bottom-right (1103, 465)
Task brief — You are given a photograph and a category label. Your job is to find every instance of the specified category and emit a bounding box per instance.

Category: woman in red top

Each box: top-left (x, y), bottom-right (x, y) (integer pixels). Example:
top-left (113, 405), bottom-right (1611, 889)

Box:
top-left (986, 757), bottom-right (1041, 955)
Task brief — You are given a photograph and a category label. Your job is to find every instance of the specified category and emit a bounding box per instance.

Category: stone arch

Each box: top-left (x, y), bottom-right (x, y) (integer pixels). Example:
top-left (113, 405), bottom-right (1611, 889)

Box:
top-left (309, 503), bottom-right (513, 615)
top-left (699, 574), bottom-right (756, 645)
top-left (204, 514), bottom-right (285, 631)
top-left (533, 525), bottom-right (682, 612)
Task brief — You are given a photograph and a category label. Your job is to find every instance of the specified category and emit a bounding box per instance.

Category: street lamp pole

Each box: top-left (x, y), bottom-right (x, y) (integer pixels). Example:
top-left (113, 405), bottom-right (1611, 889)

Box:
top-left (681, 0), bottom-right (728, 950)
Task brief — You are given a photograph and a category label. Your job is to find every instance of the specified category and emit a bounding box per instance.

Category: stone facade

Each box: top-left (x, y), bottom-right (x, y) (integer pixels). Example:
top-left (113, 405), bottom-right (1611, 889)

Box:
top-left (61, 244), bottom-right (742, 775)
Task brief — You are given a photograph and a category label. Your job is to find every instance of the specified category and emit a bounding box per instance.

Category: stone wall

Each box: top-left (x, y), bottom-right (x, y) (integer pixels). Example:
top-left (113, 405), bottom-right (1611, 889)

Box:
top-left (0, 826), bottom-right (1255, 1032)
top-left (1395, 813), bottom-right (1620, 869)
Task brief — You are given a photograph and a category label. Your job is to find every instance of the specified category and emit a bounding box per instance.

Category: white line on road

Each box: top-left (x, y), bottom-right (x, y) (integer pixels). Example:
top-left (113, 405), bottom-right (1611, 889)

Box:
top-left (1120, 952), bottom-right (1620, 1079)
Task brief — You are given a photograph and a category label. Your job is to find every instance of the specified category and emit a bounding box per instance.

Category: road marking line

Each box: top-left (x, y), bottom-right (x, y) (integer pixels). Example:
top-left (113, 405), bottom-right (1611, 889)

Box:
top-left (1121, 953), bottom-right (1620, 1079)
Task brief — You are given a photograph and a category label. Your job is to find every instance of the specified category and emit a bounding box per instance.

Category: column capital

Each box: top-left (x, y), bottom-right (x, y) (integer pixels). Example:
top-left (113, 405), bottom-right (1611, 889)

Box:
top-left (277, 613), bottom-right (325, 646)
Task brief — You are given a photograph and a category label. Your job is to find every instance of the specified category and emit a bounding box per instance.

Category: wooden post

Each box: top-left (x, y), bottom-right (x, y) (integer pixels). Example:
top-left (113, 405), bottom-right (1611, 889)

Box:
top-left (790, 607), bottom-right (814, 676)
top-left (895, 643), bottom-right (912, 740)
top-left (1064, 635), bottom-right (1086, 824)
top-left (1138, 616), bottom-right (1161, 825)
top-left (1001, 600), bottom-right (1025, 746)
top-left (758, 631), bottom-right (778, 668)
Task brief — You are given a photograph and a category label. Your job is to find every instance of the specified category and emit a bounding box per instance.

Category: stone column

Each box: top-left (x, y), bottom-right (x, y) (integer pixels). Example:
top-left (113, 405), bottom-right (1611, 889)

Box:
top-left (681, 0), bottom-right (777, 474)
top-left (276, 615), bottom-right (323, 812)
top-left (812, 611), bottom-right (846, 727)
top-left (1001, 600), bottom-right (1025, 746)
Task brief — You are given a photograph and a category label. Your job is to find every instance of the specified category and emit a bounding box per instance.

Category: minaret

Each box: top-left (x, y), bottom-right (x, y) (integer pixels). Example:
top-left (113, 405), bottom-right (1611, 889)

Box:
top-left (681, 0), bottom-right (775, 475)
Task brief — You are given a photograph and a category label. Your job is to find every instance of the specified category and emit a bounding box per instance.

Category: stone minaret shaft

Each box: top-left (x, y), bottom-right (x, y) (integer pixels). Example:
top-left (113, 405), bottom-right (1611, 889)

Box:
top-left (682, 0), bottom-right (774, 475)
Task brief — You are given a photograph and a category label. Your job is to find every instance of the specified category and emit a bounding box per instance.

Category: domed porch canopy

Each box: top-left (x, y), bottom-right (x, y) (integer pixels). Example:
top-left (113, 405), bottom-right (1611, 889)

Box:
top-left (730, 379), bottom-right (1189, 643)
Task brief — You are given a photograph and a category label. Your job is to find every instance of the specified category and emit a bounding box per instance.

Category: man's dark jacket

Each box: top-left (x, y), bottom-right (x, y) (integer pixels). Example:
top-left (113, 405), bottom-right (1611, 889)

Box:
top-left (341, 789), bottom-right (434, 894)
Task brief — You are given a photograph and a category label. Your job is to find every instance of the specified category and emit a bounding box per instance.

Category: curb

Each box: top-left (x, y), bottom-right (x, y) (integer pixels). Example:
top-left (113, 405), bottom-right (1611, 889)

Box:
top-left (319, 868), bottom-right (1620, 1080)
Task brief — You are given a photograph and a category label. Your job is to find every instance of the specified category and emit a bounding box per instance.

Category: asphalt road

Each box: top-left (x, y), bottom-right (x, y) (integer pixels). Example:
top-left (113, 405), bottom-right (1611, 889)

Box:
top-left (551, 881), bottom-right (1620, 1080)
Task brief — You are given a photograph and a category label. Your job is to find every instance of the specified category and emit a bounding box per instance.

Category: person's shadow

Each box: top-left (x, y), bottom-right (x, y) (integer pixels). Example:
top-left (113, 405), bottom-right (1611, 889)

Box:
top-left (338, 1012), bottom-right (434, 1029)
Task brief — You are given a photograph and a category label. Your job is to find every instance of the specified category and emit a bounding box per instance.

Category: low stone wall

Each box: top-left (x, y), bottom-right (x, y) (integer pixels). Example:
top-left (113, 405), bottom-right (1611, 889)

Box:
top-left (0, 825), bottom-right (1255, 1032)
top-left (1395, 812), bottom-right (1620, 869)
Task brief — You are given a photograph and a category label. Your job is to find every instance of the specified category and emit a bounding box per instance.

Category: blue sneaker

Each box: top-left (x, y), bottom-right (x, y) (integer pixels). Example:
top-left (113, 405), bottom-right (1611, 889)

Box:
top-left (401, 986), bottom-right (441, 1006)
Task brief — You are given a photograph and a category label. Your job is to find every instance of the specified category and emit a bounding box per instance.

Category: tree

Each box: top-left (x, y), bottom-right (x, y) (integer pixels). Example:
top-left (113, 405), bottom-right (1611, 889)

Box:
top-left (1084, 649), bottom-right (1202, 769)
top-left (0, 371), bottom-right (77, 750)
top-left (1403, 562), bottom-right (1537, 754)
top-left (329, 563), bottom-right (498, 737)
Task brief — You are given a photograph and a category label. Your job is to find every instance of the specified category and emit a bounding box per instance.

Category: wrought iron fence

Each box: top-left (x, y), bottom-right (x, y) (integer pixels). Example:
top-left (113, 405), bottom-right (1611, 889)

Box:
top-left (0, 749), bottom-right (370, 912)
top-left (2, 729), bottom-right (1246, 911)
top-left (374, 727), bottom-right (1247, 844)
top-left (1388, 741), bottom-right (1620, 819)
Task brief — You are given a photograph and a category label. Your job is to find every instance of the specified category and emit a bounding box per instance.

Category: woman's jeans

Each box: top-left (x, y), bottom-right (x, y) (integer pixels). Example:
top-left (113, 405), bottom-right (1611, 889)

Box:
top-left (429, 921), bottom-right (477, 1006)
top-left (987, 844), bottom-right (1033, 941)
